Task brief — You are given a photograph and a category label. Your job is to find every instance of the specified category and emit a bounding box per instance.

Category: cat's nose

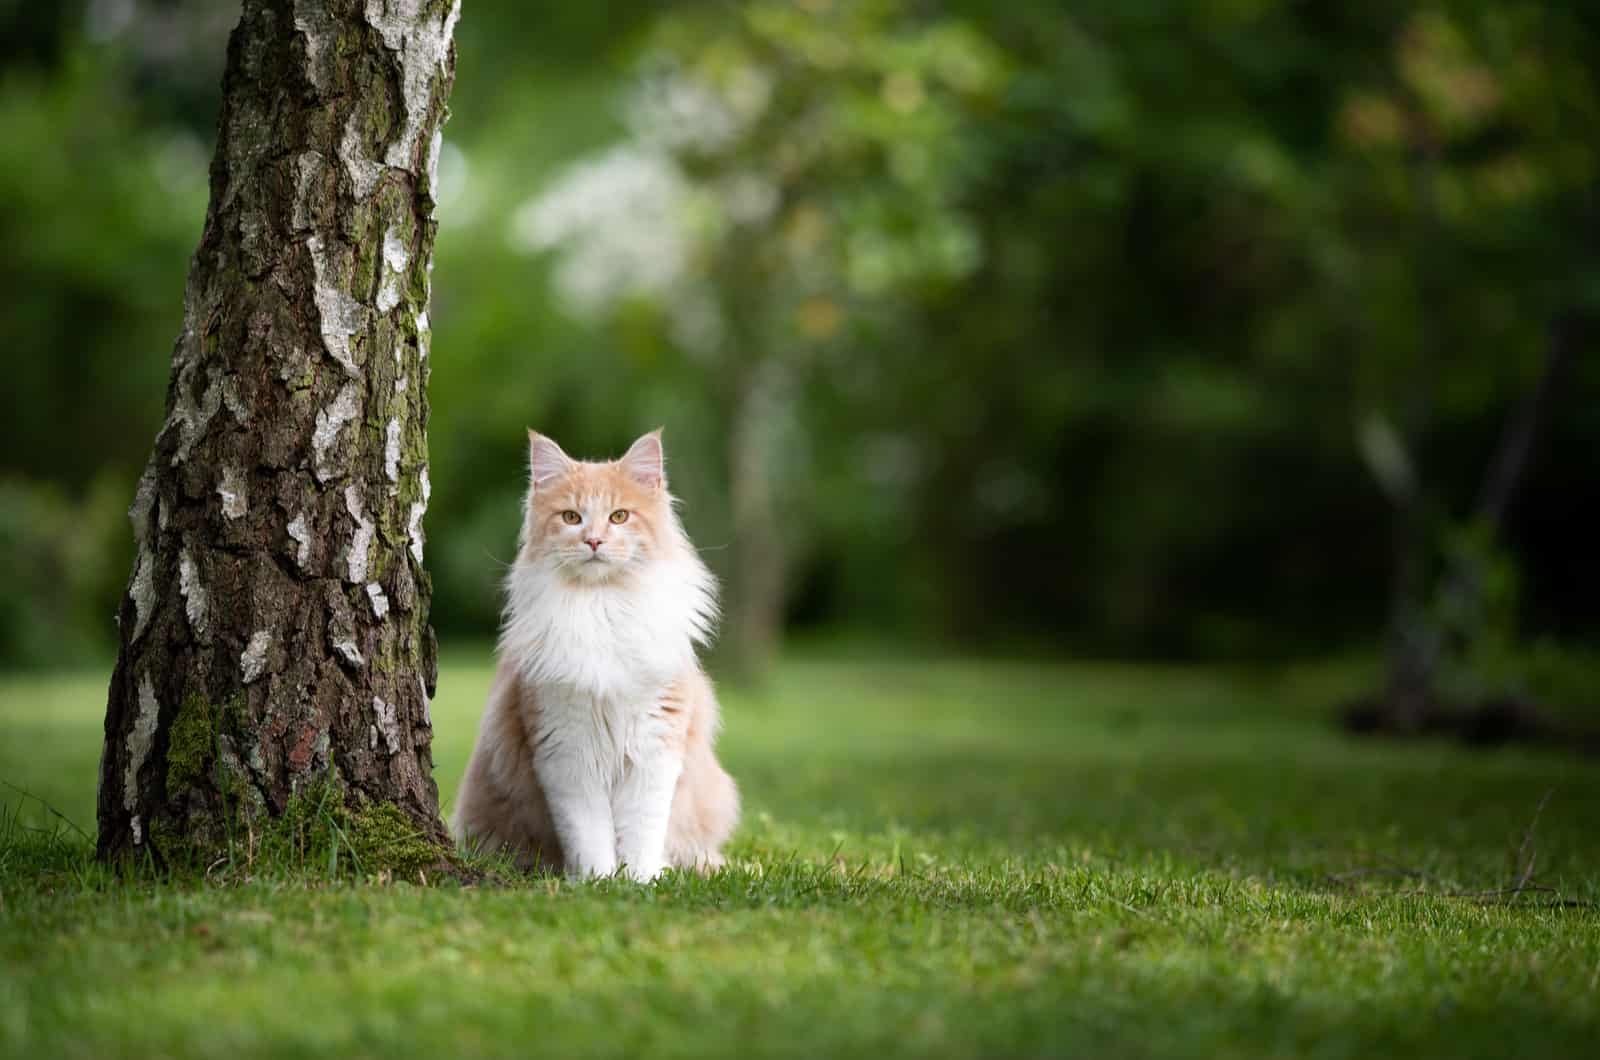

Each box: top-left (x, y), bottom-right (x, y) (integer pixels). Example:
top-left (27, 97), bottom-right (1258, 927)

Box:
top-left (584, 538), bottom-right (602, 552)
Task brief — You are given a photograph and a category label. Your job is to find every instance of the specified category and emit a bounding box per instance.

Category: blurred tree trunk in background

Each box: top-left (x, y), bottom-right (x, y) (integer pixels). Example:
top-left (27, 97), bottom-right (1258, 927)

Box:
top-left (96, 0), bottom-right (458, 864)
top-left (1376, 311), bottom-right (1582, 725)
top-left (725, 359), bottom-right (788, 682)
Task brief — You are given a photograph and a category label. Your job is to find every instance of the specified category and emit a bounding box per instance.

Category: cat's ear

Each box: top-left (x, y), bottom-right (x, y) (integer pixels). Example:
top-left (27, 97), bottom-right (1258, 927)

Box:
top-left (621, 428), bottom-right (666, 492)
top-left (528, 430), bottom-right (574, 490)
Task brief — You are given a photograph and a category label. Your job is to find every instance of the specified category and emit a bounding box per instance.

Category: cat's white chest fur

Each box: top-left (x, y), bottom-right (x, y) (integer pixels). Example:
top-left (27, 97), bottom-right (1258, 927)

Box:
top-left (502, 555), bottom-right (709, 697)
top-left (500, 553), bottom-right (714, 880)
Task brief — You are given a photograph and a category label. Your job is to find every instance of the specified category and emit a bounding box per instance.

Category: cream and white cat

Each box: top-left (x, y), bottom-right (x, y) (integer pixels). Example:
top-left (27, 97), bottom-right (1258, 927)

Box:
top-left (451, 429), bottom-right (738, 880)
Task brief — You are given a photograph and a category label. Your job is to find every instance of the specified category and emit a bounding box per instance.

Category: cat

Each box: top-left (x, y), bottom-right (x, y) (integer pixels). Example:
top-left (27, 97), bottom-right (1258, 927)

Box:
top-left (451, 428), bottom-right (738, 881)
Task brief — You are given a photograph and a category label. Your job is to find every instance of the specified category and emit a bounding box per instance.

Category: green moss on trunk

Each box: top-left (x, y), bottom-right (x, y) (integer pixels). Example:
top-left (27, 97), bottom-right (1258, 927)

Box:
top-left (164, 693), bottom-right (216, 795)
top-left (248, 776), bottom-right (452, 879)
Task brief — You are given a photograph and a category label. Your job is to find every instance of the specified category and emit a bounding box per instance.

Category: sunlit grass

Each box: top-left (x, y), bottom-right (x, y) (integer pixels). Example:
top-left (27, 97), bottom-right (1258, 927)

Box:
top-left (1, 648), bottom-right (1597, 1059)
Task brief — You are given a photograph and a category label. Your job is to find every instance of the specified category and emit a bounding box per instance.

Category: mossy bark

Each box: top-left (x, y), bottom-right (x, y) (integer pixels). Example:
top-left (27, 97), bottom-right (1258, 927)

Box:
top-left (96, 0), bottom-right (459, 864)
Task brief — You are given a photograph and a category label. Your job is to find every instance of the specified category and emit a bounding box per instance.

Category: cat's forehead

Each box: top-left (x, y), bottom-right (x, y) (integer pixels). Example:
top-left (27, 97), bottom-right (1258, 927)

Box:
top-left (537, 462), bottom-right (648, 506)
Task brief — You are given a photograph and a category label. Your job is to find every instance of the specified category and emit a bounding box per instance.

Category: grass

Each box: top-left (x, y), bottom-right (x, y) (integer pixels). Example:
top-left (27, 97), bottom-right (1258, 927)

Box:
top-left (1, 647), bottom-right (1597, 1058)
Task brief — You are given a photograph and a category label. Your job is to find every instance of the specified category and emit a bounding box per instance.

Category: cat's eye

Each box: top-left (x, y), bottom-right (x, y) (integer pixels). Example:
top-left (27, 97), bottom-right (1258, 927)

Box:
top-left (560, 510), bottom-right (581, 525)
top-left (609, 510), bottom-right (629, 524)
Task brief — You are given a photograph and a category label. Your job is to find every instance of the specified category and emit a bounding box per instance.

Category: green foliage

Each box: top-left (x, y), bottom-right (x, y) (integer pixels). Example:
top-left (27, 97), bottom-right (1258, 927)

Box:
top-left (0, 51), bottom-right (202, 489)
top-left (1424, 521), bottom-right (1600, 719)
top-left (1520, 641), bottom-right (1600, 721)
top-left (1432, 522), bottom-right (1523, 700)
top-left (0, 475), bottom-right (132, 667)
top-left (3, 1), bottom-right (1599, 665)
top-left (3, 651), bottom-right (1599, 1057)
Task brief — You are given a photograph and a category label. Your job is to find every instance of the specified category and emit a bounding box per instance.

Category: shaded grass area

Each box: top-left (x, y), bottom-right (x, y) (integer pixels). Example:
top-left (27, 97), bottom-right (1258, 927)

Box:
top-left (1, 650), bottom-right (1597, 1058)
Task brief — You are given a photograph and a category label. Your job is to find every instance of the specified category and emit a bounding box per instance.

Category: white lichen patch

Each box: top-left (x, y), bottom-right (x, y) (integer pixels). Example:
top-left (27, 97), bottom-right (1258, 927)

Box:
top-left (416, 310), bottom-right (431, 360)
top-left (419, 677), bottom-right (432, 727)
top-left (277, 344), bottom-right (312, 386)
top-left (217, 467), bottom-right (249, 519)
top-left (286, 511), bottom-right (312, 569)
top-left (167, 351), bottom-right (222, 467)
top-left (216, 740), bottom-right (249, 794)
top-left (364, 0), bottom-right (460, 179)
top-left (366, 582), bottom-right (390, 619)
top-left (292, 151), bottom-right (328, 230)
top-left (369, 724), bottom-right (379, 751)
top-left (307, 235), bottom-right (365, 375)
top-left (129, 548), bottom-right (156, 642)
top-left (427, 125), bottom-right (444, 199)
top-left (221, 376), bottom-right (253, 423)
top-left (385, 418), bottom-right (402, 483)
top-left (312, 383), bottom-right (362, 482)
top-left (293, 0), bottom-right (335, 92)
top-left (334, 639), bottom-right (365, 668)
top-left (407, 465), bottom-right (431, 564)
top-left (340, 111), bottom-right (387, 201)
top-left (377, 224), bottom-right (409, 314)
top-left (395, 372), bottom-right (408, 395)
top-left (238, 207), bottom-right (270, 267)
top-left (127, 467), bottom-right (158, 639)
top-left (344, 485), bottom-right (375, 583)
top-left (372, 695), bottom-right (401, 755)
top-left (178, 549), bottom-right (209, 639)
top-left (220, 97), bottom-right (271, 211)
top-left (129, 466), bottom-right (157, 545)
top-left (123, 674), bottom-right (161, 813)
top-left (241, 630), bottom-right (272, 683)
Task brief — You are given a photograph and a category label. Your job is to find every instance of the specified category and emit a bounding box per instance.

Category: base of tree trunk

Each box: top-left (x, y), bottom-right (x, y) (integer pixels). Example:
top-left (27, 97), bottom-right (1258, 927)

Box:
top-left (113, 766), bottom-right (472, 882)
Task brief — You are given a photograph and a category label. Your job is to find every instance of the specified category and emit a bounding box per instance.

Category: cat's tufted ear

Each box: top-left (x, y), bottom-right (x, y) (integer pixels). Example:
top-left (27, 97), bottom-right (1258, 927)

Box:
top-left (620, 428), bottom-right (666, 492)
top-left (528, 430), bottom-right (574, 491)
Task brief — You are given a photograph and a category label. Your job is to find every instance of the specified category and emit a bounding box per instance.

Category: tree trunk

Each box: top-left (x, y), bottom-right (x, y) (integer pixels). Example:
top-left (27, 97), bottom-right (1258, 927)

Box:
top-left (96, 0), bottom-right (459, 865)
top-left (1364, 310), bottom-right (1582, 736)
top-left (725, 359), bottom-right (787, 683)
top-left (1473, 311), bottom-right (1580, 531)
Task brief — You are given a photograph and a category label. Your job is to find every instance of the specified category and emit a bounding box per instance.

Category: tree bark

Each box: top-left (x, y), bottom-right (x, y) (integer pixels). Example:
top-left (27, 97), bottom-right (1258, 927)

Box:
top-left (96, 0), bottom-right (459, 863)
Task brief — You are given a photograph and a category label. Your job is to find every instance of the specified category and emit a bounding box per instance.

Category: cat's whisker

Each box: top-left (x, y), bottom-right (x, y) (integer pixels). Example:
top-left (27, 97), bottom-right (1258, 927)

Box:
top-left (481, 547), bottom-right (517, 571)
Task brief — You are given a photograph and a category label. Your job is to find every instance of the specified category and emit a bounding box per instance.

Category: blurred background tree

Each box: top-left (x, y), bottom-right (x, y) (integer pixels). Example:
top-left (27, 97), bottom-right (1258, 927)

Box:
top-left (2, 0), bottom-right (1595, 717)
top-left (515, 0), bottom-right (1009, 677)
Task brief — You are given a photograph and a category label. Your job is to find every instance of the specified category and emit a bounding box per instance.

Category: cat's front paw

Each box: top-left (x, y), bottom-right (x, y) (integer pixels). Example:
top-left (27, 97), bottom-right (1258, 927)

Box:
top-left (564, 850), bottom-right (619, 880)
top-left (620, 860), bottom-right (665, 884)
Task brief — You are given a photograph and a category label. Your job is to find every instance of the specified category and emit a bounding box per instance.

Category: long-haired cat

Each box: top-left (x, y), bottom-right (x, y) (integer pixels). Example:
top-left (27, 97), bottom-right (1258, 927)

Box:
top-left (451, 429), bottom-right (738, 880)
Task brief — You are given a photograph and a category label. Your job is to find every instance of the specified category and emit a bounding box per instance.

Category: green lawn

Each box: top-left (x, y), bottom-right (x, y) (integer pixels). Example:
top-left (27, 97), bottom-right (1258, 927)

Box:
top-left (1, 649), bottom-right (1597, 1059)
